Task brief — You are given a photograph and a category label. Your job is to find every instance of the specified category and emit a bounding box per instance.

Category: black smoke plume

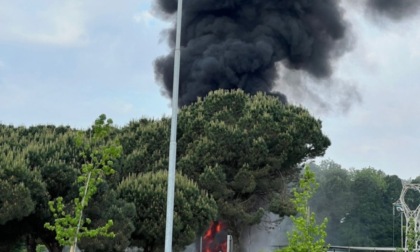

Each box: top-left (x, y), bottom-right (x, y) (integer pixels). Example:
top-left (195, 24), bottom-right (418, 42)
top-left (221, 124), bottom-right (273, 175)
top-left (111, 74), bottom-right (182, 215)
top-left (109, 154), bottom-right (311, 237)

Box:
top-left (154, 0), bottom-right (350, 106)
top-left (366, 0), bottom-right (420, 20)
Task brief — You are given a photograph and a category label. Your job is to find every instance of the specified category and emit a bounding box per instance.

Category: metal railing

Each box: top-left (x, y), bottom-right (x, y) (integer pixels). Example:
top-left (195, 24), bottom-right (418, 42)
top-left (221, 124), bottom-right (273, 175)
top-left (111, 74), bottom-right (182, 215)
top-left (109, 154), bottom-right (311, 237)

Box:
top-left (329, 246), bottom-right (417, 251)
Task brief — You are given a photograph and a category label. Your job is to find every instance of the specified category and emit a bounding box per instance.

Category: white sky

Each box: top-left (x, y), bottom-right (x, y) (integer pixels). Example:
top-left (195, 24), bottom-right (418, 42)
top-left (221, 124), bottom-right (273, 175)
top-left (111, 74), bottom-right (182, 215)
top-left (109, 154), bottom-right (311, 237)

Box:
top-left (1, 0), bottom-right (420, 179)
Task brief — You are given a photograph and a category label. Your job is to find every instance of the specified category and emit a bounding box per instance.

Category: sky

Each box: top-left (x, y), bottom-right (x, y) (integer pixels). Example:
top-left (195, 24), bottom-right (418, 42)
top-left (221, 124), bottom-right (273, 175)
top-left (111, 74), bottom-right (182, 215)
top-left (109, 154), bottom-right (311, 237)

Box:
top-left (1, 0), bottom-right (420, 179)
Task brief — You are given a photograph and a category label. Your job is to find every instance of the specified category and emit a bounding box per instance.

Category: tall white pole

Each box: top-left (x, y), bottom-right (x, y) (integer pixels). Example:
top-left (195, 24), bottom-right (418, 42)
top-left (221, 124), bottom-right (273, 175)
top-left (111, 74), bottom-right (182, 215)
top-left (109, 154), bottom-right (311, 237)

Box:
top-left (164, 0), bottom-right (183, 251)
top-left (401, 212), bottom-right (403, 249)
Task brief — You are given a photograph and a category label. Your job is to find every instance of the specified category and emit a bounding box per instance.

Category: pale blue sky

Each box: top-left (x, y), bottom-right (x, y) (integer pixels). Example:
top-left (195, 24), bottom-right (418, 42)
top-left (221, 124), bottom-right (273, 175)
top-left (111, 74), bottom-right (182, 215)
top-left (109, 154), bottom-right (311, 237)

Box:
top-left (1, 0), bottom-right (420, 179)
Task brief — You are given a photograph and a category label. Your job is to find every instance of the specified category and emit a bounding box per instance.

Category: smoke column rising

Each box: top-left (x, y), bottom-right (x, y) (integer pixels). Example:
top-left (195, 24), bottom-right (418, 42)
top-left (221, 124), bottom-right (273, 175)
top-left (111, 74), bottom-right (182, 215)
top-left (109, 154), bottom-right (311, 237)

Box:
top-left (154, 0), bottom-right (350, 106)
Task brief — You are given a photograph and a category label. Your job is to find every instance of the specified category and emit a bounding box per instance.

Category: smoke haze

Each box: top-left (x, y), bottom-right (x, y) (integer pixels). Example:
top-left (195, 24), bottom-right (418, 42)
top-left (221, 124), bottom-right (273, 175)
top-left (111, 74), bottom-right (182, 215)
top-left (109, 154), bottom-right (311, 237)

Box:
top-left (366, 0), bottom-right (420, 20)
top-left (154, 0), bottom-right (350, 106)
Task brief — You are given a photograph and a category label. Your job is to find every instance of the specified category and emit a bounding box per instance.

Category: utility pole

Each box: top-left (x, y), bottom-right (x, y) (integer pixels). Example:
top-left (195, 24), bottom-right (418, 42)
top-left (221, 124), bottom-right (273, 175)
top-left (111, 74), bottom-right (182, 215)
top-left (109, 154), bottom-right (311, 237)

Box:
top-left (164, 0), bottom-right (183, 251)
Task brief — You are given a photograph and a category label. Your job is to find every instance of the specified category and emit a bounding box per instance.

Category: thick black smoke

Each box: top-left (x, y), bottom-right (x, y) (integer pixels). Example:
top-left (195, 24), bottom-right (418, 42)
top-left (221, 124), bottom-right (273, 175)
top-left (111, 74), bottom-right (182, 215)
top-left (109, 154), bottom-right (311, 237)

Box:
top-left (366, 0), bottom-right (420, 20)
top-left (154, 0), bottom-right (350, 106)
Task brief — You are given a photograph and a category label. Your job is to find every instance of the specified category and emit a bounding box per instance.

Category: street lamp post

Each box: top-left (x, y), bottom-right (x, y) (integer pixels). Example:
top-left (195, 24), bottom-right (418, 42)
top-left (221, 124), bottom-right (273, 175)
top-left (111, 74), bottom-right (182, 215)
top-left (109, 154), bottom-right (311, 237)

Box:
top-left (164, 0), bottom-right (183, 251)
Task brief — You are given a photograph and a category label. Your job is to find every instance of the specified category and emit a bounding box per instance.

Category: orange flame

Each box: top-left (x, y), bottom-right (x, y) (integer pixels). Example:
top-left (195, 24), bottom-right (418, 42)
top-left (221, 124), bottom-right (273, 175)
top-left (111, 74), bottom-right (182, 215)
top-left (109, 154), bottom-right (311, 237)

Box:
top-left (201, 221), bottom-right (227, 252)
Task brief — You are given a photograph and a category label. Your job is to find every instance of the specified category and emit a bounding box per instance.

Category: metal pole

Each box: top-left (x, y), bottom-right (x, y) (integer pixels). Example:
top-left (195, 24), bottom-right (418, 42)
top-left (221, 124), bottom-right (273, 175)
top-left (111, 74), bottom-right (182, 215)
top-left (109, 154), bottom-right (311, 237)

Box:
top-left (393, 205), bottom-right (395, 248)
top-left (164, 0), bottom-right (183, 250)
top-left (227, 235), bottom-right (230, 252)
top-left (401, 212), bottom-right (403, 249)
top-left (227, 235), bottom-right (233, 252)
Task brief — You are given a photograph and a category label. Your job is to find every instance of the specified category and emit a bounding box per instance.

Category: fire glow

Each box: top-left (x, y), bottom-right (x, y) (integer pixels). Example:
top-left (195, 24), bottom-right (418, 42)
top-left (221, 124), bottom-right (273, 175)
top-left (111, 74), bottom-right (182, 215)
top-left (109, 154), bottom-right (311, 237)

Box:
top-left (201, 221), bottom-right (227, 252)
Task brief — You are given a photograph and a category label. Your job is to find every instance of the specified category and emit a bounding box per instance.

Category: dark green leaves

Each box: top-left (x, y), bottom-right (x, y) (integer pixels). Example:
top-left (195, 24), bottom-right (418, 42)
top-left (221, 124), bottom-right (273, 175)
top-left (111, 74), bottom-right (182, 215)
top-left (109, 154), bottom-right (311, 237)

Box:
top-left (118, 170), bottom-right (217, 251)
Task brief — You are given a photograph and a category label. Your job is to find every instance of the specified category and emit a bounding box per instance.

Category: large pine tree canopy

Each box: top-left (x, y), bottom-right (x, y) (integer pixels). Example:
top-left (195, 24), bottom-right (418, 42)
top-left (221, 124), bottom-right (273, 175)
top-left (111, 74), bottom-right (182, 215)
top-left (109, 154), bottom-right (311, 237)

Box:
top-left (2, 90), bottom-right (411, 251)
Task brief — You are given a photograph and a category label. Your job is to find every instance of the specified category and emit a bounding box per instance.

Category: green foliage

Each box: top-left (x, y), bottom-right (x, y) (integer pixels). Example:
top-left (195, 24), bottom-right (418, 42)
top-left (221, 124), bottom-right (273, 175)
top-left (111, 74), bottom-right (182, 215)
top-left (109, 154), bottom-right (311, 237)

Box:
top-left (117, 90), bottom-right (331, 241)
top-left (309, 160), bottom-right (352, 245)
top-left (0, 126), bottom-right (71, 250)
top-left (310, 161), bottom-right (405, 247)
top-left (341, 168), bottom-right (390, 246)
top-left (9, 241), bottom-right (26, 252)
top-left (78, 190), bottom-right (136, 252)
top-left (278, 165), bottom-right (329, 252)
top-left (176, 90), bottom-right (331, 235)
top-left (0, 127), bottom-right (48, 225)
top-left (0, 176), bottom-right (35, 224)
top-left (44, 114), bottom-right (122, 247)
top-left (118, 170), bottom-right (217, 252)
top-left (36, 244), bottom-right (48, 252)
top-left (118, 118), bottom-right (170, 177)
top-left (1, 91), bottom-right (332, 250)
top-left (406, 217), bottom-right (418, 252)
